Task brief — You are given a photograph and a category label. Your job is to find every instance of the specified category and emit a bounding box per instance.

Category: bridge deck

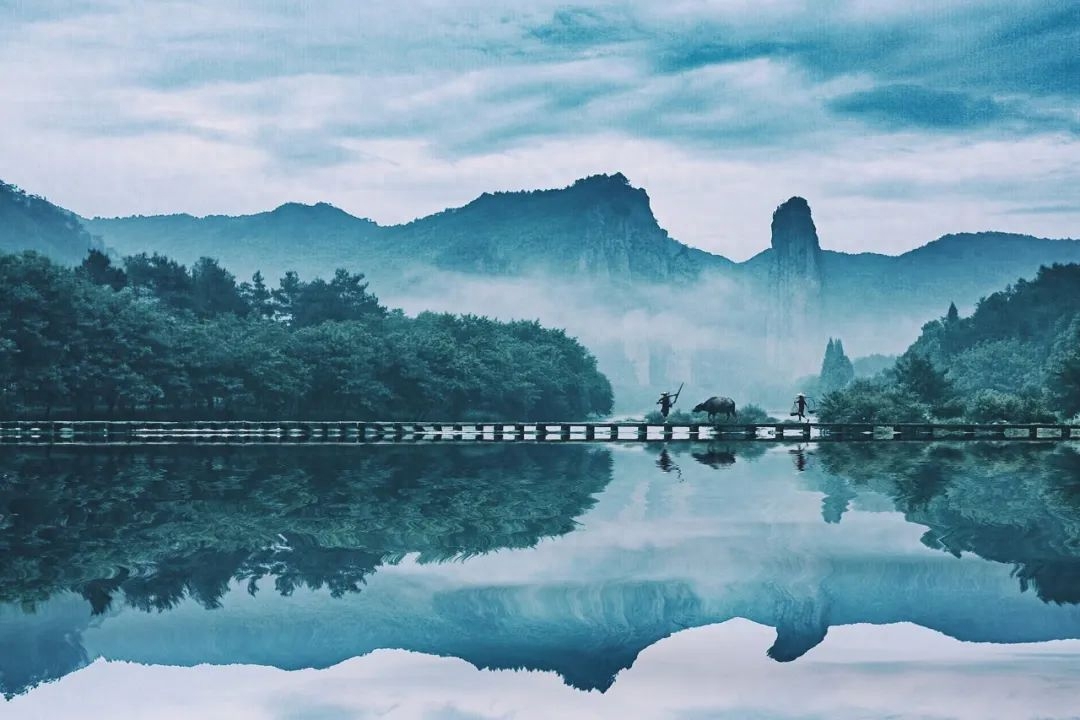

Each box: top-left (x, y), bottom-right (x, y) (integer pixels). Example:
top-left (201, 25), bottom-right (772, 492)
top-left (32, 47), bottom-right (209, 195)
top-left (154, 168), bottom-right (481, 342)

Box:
top-left (1, 420), bottom-right (1077, 444)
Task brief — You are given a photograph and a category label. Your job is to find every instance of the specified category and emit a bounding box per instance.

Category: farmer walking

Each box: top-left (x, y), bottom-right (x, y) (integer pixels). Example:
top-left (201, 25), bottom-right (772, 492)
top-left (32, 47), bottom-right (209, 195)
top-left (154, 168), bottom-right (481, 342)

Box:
top-left (657, 383), bottom-right (684, 419)
top-left (792, 393), bottom-right (812, 422)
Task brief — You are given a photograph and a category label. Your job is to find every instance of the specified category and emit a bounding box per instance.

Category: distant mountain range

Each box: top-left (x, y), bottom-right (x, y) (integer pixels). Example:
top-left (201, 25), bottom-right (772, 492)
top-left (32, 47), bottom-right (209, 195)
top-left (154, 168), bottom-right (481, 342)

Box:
top-left (4, 172), bottom-right (1078, 309)
top-left (4, 173), bottom-right (1080, 409)
top-left (79, 173), bottom-right (729, 287)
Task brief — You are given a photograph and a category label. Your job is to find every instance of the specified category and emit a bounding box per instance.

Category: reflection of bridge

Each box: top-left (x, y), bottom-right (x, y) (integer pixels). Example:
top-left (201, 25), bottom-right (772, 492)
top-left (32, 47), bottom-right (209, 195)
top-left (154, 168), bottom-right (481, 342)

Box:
top-left (2, 420), bottom-right (1078, 443)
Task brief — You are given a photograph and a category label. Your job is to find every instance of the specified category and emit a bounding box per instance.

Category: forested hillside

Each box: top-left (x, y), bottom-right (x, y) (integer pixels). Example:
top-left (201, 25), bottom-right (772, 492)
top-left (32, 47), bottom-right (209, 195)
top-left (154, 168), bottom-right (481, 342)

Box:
top-left (0, 182), bottom-right (99, 264)
top-left (818, 263), bottom-right (1080, 422)
top-left (0, 251), bottom-right (612, 420)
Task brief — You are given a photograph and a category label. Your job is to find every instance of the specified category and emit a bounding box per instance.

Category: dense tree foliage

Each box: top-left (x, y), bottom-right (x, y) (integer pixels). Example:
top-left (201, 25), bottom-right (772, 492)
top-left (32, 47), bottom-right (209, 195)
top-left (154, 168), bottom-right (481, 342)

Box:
top-left (911, 263), bottom-right (1080, 414)
top-left (819, 264), bottom-right (1080, 422)
top-left (0, 251), bottom-right (613, 419)
top-left (818, 337), bottom-right (854, 393)
top-left (817, 378), bottom-right (930, 423)
top-left (1053, 350), bottom-right (1080, 418)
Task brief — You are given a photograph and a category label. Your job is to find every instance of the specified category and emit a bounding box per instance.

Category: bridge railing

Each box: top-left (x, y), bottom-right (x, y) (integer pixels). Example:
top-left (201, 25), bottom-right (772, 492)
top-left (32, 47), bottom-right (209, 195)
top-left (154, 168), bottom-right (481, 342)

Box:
top-left (0, 420), bottom-right (1077, 443)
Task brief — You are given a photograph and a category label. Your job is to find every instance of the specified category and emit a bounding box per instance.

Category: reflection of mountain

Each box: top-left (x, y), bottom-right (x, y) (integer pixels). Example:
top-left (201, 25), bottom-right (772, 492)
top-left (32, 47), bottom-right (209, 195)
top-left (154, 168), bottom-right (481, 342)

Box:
top-left (3, 443), bottom-right (1080, 699)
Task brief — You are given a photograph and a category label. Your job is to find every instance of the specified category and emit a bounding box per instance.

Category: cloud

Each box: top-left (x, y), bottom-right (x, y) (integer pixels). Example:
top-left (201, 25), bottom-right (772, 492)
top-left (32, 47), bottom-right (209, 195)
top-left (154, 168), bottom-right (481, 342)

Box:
top-left (997, 204), bottom-right (1080, 217)
top-left (527, 6), bottom-right (643, 47)
top-left (0, 0), bottom-right (1077, 259)
top-left (827, 85), bottom-right (1005, 130)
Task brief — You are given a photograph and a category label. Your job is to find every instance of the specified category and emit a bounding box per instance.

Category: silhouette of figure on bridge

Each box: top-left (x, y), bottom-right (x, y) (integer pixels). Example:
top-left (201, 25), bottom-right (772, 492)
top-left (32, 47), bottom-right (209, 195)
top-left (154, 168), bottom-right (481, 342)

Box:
top-left (656, 383), bottom-right (683, 420)
top-left (792, 393), bottom-right (814, 422)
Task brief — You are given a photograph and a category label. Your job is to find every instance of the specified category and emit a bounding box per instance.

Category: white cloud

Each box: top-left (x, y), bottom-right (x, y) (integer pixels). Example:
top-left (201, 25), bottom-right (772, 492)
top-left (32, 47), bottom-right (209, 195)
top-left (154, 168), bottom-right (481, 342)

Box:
top-left (0, 1), bottom-right (1076, 260)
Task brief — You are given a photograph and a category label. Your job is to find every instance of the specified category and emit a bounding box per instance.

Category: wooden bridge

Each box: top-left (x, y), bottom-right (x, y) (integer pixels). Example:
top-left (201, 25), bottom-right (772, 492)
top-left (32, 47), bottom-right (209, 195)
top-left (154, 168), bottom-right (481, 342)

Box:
top-left (1, 420), bottom-right (1078, 444)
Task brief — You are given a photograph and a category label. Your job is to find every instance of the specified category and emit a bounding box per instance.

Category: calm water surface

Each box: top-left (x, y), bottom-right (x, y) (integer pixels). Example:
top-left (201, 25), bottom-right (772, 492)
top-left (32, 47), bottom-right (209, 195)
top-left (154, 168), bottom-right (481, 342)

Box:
top-left (2, 441), bottom-right (1080, 719)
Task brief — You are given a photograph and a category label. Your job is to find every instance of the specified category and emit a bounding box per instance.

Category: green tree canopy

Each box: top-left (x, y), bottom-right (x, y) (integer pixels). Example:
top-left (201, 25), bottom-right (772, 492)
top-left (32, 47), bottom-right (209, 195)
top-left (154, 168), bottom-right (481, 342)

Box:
top-left (0, 250), bottom-right (614, 421)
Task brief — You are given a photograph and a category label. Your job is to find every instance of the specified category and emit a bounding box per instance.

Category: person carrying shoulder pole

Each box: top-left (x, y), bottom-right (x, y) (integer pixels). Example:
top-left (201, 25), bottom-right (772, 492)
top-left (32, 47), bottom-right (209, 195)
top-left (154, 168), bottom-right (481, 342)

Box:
top-left (792, 393), bottom-right (815, 422)
top-left (657, 383), bottom-right (684, 420)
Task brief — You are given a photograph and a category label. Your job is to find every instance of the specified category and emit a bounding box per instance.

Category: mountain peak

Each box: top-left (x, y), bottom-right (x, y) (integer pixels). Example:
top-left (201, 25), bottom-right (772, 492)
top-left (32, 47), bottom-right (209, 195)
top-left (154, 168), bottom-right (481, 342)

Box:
top-left (270, 201), bottom-right (347, 216)
top-left (455, 172), bottom-right (651, 218)
top-left (264, 201), bottom-right (377, 227)
top-left (770, 196), bottom-right (820, 253)
top-left (571, 171), bottom-right (630, 188)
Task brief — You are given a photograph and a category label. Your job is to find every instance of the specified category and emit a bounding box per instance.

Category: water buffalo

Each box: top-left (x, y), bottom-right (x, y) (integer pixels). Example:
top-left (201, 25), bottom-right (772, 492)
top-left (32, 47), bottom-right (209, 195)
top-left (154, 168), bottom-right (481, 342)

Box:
top-left (693, 396), bottom-right (736, 422)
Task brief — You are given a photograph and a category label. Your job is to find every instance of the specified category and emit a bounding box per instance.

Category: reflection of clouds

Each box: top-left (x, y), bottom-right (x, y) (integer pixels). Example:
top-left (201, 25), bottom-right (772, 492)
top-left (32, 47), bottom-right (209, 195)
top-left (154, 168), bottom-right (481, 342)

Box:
top-left (9, 621), bottom-right (1080, 720)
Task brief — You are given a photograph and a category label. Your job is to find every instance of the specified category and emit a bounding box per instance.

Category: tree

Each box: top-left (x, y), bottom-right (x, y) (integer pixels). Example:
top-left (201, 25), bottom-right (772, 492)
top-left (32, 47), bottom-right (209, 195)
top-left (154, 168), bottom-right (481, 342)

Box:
top-left (1052, 351), bottom-right (1080, 418)
top-left (817, 378), bottom-right (929, 423)
top-left (124, 253), bottom-right (194, 311)
top-left (894, 352), bottom-right (953, 406)
top-left (819, 338), bottom-right (855, 393)
top-left (946, 301), bottom-right (959, 323)
top-left (0, 250), bottom-right (613, 420)
top-left (272, 271), bottom-right (302, 321)
top-left (290, 269), bottom-right (385, 327)
top-left (293, 322), bottom-right (390, 417)
top-left (190, 257), bottom-right (248, 317)
top-left (240, 271), bottom-right (274, 319)
top-left (77, 249), bottom-right (127, 290)
top-left (966, 389), bottom-right (1052, 423)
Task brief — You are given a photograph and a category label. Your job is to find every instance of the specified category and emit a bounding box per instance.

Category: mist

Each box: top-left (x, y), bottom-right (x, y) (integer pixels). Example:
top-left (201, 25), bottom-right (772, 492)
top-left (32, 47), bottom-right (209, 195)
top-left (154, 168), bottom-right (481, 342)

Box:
top-left (377, 266), bottom-right (936, 416)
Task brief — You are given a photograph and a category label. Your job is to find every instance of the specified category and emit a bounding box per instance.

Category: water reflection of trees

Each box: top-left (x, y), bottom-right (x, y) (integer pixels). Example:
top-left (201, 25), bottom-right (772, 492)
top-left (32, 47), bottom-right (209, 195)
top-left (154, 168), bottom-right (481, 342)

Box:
top-left (0, 445), bottom-right (612, 613)
top-left (815, 442), bottom-right (1080, 604)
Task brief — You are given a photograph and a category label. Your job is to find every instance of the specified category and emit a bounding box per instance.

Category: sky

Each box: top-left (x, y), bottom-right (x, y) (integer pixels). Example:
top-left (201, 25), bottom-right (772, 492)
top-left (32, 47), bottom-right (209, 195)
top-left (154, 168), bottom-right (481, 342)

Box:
top-left (0, 0), bottom-right (1077, 260)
